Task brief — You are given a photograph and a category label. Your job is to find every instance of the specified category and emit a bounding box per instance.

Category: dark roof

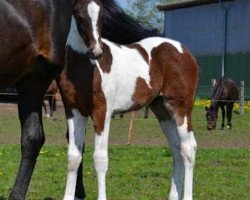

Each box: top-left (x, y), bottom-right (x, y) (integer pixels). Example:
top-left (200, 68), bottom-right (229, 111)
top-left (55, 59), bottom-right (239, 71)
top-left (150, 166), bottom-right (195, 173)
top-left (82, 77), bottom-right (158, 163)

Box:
top-left (158, 0), bottom-right (234, 11)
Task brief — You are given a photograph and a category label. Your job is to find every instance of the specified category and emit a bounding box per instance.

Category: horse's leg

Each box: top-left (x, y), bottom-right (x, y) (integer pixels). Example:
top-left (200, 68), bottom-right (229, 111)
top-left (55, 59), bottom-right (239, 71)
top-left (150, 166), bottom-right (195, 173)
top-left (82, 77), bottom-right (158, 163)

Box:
top-left (149, 97), bottom-right (197, 200)
top-left (220, 104), bottom-right (225, 129)
top-left (93, 109), bottom-right (112, 200)
top-left (63, 109), bottom-right (87, 200)
top-left (65, 129), bottom-right (86, 200)
top-left (52, 95), bottom-right (57, 111)
top-left (226, 103), bottom-right (234, 129)
top-left (42, 100), bottom-right (48, 118)
top-left (9, 71), bottom-right (53, 200)
top-left (48, 95), bottom-right (53, 117)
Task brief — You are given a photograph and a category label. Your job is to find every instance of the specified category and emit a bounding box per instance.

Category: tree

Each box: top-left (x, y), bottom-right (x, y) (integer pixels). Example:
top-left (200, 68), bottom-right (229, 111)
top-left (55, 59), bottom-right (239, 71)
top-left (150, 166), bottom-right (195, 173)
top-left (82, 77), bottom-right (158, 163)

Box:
top-left (124, 0), bottom-right (165, 32)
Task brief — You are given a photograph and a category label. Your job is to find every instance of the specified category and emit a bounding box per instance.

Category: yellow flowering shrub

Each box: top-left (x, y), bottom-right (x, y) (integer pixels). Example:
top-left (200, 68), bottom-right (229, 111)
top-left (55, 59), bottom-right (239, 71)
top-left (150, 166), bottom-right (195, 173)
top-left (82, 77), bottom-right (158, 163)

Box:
top-left (194, 99), bottom-right (250, 112)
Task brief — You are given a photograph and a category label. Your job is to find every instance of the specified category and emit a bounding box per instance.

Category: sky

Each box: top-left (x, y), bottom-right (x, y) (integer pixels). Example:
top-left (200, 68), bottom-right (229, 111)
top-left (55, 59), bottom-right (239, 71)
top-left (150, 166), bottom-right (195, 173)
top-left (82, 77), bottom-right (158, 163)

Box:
top-left (116, 0), bottom-right (129, 8)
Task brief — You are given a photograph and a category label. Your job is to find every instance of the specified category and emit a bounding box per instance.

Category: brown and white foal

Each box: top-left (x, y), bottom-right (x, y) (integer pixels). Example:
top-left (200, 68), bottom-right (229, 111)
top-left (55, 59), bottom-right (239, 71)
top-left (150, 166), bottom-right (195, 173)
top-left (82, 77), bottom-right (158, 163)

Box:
top-left (59, 0), bottom-right (199, 199)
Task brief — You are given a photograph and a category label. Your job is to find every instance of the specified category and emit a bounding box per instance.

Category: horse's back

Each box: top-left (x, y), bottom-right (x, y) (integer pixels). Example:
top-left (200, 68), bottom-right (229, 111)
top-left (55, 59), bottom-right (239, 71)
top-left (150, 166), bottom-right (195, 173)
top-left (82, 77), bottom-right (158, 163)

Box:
top-left (225, 79), bottom-right (239, 101)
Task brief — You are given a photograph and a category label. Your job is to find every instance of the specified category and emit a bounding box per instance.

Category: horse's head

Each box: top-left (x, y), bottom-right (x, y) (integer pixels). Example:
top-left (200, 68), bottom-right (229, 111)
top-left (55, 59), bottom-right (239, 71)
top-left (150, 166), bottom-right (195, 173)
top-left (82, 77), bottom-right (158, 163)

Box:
top-left (73, 0), bottom-right (104, 59)
top-left (205, 106), bottom-right (218, 130)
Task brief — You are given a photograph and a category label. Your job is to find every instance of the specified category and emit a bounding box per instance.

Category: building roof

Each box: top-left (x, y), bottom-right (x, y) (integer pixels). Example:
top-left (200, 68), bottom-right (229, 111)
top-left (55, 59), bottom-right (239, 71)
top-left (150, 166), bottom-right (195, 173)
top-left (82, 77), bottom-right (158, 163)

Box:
top-left (158, 0), bottom-right (234, 11)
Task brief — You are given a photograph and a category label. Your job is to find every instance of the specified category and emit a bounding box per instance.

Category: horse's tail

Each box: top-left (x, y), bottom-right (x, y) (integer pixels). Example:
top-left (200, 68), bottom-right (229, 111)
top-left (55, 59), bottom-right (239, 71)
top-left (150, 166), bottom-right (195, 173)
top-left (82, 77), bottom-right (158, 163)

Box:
top-left (102, 0), bottom-right (159, 44)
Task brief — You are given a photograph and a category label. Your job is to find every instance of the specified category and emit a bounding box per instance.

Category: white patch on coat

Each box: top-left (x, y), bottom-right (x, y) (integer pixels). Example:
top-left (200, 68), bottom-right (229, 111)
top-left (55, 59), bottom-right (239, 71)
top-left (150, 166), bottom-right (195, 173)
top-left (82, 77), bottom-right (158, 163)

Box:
top-left (87, 1), bottom-right (102, 51)
top-left (66, 16), bottom-right (88, 54)
top-left (96, 39), bottom-right (151, 112)
top-left (137, 37), bottom-right (184, 61)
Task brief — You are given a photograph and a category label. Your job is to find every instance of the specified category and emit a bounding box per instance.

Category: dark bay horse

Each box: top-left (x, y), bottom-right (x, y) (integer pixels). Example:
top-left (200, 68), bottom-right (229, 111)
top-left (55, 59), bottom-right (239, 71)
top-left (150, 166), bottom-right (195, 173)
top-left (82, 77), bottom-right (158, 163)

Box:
top-left (0, 0), bottom-right (157, 199)
top-left (0, 1), bottom-right (72, 199)
top-left (58, 0), bottom-right (199, 199)
top-left (205, 77), bottom-right (239, 130)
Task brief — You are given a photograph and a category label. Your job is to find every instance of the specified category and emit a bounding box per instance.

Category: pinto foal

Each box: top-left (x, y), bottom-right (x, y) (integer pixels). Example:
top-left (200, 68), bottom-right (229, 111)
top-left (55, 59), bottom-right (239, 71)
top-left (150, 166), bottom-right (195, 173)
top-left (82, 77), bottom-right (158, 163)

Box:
top-left (59, 0), bottom-right (199, 199)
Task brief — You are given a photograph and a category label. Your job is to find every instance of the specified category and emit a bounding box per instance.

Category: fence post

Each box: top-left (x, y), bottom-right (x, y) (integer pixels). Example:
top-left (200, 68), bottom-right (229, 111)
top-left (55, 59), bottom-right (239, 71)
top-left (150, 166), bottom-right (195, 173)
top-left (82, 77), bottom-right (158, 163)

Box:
top-left (240, 81), bottom-right (245, 115)
top-left (127, 111), bottom-right (136, 145)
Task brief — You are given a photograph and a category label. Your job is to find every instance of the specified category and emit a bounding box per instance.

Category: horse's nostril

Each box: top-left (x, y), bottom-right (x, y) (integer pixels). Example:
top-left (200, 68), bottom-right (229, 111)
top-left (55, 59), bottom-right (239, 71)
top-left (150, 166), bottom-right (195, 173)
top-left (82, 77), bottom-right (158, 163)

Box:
top-left (87, 50), bottom-right (102, 60)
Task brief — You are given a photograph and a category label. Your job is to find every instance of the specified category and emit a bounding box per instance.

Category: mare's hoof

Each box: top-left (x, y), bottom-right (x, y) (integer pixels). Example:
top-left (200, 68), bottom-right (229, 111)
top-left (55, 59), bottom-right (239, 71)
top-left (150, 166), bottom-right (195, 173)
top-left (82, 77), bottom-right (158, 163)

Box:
top-left (226, 125), bottom-right (231, 130)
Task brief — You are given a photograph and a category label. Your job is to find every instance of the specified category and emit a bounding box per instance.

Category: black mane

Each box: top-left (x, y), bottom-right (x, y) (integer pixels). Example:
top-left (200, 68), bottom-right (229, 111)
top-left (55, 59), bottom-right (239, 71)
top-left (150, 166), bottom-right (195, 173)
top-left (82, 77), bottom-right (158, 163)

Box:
top-left (211, 77), bottom-right (227, 101)
top-left (102, 0), bottom-right (159, 44)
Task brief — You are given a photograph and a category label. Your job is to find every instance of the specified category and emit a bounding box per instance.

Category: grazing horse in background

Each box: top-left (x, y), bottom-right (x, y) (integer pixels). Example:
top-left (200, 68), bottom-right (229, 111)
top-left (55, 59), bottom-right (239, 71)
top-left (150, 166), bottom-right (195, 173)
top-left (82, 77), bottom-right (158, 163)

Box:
top-left (43, 80), bottom-right (58, 118)
top-left (205, 77), bottom-right (239, 130)
top-left (0, 0), bottom-right (157, 199)
top-left (58, 0), bottom-right (199, 199)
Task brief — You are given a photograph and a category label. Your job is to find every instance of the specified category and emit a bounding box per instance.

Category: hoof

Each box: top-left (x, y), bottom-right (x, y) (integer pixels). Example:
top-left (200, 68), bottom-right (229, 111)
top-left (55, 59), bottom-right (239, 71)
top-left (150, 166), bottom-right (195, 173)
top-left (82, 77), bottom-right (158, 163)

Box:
top-left (226, 125), bottom-right (231, 130)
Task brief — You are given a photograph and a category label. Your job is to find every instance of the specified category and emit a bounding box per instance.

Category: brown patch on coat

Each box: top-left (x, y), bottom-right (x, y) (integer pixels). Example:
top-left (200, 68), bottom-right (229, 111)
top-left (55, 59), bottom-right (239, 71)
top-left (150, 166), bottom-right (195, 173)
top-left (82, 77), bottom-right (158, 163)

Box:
top-left (128, 43), bottom-right (149, 63)
top-left (58, 46), bottom-right (107, 134)
top-left (150, 42), bottom-right (199, 132)
top-left (97, 43), bottom-right (113, 73)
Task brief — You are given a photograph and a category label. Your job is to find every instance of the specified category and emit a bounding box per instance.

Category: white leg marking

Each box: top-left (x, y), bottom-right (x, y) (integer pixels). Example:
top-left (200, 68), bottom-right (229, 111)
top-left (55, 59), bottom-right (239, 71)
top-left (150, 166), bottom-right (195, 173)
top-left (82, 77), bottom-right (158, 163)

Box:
top-left (160, 119), bottom-right (183, 200)
top-left (63, 109), bottom-right (88, 200)
top-left (177, 116), bottom-right (197, 200)
top-left (160, 116), bottom-right (196, 200)
top-left (93, 111), bottom-right (112, 200)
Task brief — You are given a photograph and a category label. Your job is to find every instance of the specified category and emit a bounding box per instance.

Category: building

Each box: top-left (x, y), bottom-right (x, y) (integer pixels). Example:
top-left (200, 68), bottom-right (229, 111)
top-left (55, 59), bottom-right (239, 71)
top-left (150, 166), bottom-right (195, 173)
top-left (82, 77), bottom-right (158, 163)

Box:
top-left (158, 0), bottom-right (250, 98)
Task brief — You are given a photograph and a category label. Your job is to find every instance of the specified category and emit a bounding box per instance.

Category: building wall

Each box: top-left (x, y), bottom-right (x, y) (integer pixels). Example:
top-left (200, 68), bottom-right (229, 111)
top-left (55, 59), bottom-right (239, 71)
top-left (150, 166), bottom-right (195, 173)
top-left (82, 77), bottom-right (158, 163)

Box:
top-left (163, 0), bottom-right (250, 98)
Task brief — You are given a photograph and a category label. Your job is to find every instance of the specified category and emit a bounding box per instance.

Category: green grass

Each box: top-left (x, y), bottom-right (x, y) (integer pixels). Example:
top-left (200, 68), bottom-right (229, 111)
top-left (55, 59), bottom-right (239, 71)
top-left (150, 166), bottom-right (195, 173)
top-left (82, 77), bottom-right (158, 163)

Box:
top-left (0, 106), bottom-right (250, 148)
top-left (0, 105), bottom-right (250, 199)
top-left (0, 145), bottom-right (249, 200)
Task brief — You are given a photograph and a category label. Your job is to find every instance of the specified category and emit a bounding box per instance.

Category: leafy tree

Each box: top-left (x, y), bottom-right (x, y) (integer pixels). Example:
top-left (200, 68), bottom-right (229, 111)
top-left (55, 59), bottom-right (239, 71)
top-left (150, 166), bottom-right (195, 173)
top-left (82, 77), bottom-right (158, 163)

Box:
top-left (124, 0), bottom-right (166, 32)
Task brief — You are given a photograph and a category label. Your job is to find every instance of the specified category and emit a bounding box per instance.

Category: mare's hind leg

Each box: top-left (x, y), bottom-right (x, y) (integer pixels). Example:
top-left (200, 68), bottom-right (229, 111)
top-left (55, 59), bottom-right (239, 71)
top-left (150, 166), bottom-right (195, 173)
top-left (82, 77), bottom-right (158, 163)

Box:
top-left (220, 104), bottom-right (225, 130)
top-left (149, 96), bottom-right (197, 200)
top-left (9, 71), bottom-right (53, 200)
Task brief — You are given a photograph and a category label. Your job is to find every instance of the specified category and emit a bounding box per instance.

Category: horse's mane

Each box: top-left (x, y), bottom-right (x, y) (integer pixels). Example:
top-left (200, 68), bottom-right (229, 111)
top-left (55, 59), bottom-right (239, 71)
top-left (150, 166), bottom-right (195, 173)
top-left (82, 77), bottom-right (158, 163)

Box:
top-left (211, 77), bottom-right (227, 101)
top-left (102, 0), bottom-right (159, 44)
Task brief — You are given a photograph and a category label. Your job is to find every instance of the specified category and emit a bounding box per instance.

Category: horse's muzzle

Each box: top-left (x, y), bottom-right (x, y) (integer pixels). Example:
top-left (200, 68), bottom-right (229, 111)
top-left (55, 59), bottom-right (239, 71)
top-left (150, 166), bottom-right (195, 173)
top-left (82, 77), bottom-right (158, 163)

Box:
top-left (87, 48), bottom-right (103, 60)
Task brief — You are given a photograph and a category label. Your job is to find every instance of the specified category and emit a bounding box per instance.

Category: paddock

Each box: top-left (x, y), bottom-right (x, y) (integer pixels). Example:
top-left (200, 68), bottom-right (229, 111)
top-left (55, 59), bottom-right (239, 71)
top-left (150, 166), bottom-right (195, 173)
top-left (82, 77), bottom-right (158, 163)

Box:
top-left (0, 97), bottom-right (249, 199)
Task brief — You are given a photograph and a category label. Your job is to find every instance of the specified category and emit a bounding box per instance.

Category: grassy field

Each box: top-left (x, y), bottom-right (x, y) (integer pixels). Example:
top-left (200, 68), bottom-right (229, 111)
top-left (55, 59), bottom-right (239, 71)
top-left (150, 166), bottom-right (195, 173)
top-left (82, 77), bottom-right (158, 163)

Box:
top-left (0, 104), bottom-right (250, 199)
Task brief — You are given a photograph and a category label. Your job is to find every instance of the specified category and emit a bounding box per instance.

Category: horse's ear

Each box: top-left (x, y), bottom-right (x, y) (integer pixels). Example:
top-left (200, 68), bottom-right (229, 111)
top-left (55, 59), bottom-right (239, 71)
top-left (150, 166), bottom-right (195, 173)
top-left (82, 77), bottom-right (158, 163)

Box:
top-left (205, 106), bottom-right (208, 111)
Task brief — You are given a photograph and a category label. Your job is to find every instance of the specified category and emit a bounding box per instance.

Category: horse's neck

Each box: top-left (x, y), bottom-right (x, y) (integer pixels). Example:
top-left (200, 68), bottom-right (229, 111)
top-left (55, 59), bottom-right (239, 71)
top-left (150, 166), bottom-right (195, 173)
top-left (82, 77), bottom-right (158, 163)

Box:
top-left (66, 16), bottom-right (88, 54)
top-left (211, 78), bottom-right (227, 110)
